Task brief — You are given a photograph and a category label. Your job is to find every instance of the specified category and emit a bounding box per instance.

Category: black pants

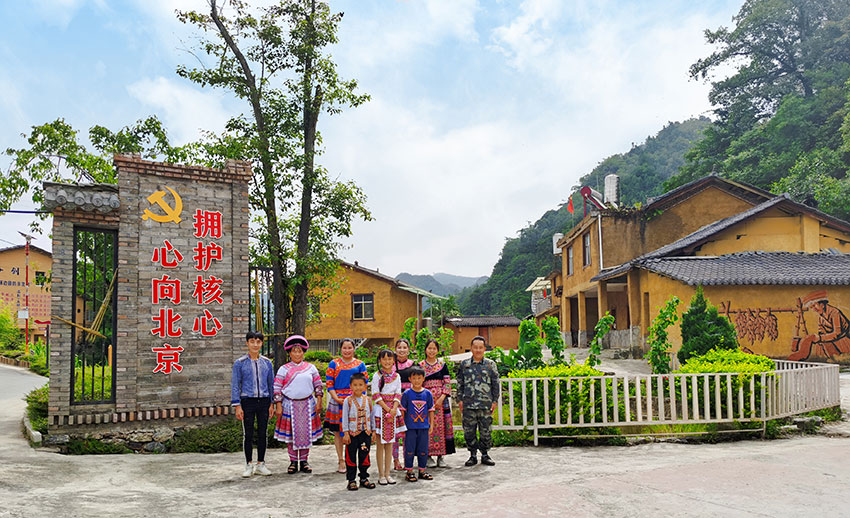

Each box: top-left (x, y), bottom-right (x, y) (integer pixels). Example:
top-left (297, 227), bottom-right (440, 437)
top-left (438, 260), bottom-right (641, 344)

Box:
top-left (241, 397), bottom-right (270, 463)
top-left (345, 431), bottom-right (372, 482)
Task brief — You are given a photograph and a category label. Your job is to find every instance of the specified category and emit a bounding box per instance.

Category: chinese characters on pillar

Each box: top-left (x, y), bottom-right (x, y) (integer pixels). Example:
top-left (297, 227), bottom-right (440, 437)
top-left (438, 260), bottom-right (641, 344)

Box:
top-left (147, 199), bottom-right (225, 374)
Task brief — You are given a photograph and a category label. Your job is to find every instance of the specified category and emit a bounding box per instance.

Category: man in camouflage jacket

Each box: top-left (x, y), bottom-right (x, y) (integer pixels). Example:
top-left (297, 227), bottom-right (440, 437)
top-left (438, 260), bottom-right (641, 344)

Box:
top-left (456, 335), bottom-right (500, 466)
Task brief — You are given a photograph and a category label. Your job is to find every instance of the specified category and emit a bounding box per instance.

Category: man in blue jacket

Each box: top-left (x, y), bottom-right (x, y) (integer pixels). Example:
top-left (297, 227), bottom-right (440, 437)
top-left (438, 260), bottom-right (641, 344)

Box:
top-left (231, 331), bottom-right (275, 477)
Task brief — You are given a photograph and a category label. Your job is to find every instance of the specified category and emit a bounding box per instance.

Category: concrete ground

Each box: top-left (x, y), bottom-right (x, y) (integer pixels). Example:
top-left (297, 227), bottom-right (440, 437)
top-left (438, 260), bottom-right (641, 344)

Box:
top-left (3, 364), bottom-right (850, 518)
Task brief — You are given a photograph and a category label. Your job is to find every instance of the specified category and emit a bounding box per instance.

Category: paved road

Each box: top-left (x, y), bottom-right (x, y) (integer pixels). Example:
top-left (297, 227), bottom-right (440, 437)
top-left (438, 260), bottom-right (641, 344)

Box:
top-left (1, 364), bottom-right (849, 518)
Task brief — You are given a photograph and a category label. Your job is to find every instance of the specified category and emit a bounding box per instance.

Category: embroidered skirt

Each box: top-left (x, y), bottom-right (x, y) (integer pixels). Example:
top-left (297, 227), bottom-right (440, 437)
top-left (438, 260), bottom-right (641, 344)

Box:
top-left (275, 396), bottom-right (322, 449)
top-left (429, 396), bottom-right (456, 456)
top-left (324, 389), bottom-right (351, 431)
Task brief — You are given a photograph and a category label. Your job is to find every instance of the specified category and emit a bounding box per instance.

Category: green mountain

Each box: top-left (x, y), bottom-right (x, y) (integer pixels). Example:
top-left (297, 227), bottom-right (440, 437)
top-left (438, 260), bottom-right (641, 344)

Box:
top-left (458, 117), bottom-right (711, 318)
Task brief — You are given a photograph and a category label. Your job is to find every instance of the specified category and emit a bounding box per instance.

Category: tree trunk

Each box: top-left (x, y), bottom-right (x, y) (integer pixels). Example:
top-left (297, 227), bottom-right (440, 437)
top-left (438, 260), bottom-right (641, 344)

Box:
top-left (210, 0), bottom-right (291, 357)
top-left (292, 0), bottom-right (321, 336)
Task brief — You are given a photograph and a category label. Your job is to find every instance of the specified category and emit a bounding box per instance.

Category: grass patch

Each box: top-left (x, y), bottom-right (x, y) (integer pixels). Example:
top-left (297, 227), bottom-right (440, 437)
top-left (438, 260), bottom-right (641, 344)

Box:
top-left (74, 364), bottom-right (112, 401)
top-left (25, 383), bottom-right (49, 435)
top-left (803, 406), bottom-right (843, 423)
top-left (66, 438), bottom-right (132, 455)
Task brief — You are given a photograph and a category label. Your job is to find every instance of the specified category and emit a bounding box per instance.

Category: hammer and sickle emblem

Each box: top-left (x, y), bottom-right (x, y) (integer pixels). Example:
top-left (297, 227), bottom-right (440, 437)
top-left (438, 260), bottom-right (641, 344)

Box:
top-left (141, 186), bottom-right (183, 224)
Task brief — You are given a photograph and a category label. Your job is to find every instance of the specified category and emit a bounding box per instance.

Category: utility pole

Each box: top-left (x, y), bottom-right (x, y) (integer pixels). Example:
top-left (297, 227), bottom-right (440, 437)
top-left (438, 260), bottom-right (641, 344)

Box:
top-left (19, 232), bottom-right (34, 355)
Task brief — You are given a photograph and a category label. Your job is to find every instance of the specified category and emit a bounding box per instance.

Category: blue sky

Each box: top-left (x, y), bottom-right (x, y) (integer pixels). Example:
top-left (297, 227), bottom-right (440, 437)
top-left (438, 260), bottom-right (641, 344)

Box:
top-left (0, 0), bottom-right (742, 277)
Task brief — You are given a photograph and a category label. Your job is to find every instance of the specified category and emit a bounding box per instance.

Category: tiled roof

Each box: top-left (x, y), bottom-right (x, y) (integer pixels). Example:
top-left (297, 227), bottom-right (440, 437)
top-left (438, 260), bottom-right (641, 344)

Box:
top-left (42, 182), bottom-right (119, 213)
top-left (444, 315), bottom-right (522, 327)
top-left (593, 195), bottom-right (790, 282)
top-left (639, 251), bottom-right (850, 286)
top-left (339, 261), bottom-right (447, 299)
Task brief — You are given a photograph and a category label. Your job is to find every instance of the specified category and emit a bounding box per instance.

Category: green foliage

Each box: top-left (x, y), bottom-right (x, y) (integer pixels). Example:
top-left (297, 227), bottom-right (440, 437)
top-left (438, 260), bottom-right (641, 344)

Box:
top-left (586, 312), bottom-right (614, 368)
top-left (170, 417), bottom-right (245, 453)
top-left (422, 296), bottom-right (461, 322)
top-left (487, 320), bottom-right (545, 376)
top-left (74, 364), bottom-right (112, 402)
top-left (645, 296), bottom-right (680, 374)
top-left (66, 439), bottom-right (132, 455)
top-left (454, 429), bottom-right (532, 448)
top-left (303, 350), bottom-right (332, 363)
top-left (400, 317), bottom-right (416, 344)
top-left (25, 383), bottom-right (49, 435)
top-left (21, 340), bottom-right (49, 376)
top-left (541, 316), bottom-right (565, 364)
top-left (677, 348), bottom-right (775, 418)
top-left (458, 119), bottom-right (710, 318)
top-left (410, 325), bottom-right (455, 361)
top-left (0, 305), bottom-right (23, 351)
top-left (678, 286), bottom-right (738, 365)
top-left (678, 347), bottom-right (775, 374)
top-left (507, 364), bottom-right (623, 424)
top-left (666, 0), bottom-right (850, 224)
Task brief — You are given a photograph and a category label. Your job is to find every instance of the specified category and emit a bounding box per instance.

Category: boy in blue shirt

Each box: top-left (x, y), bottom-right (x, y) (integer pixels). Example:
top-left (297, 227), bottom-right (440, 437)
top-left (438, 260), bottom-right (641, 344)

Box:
top-left (400, 366), bottom-right (435, 481)
top-left (231, 331), bottom-right (275, 477)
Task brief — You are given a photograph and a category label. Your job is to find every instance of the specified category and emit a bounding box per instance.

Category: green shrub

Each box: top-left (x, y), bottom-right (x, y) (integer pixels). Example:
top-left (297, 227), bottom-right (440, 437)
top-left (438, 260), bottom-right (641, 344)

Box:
top-left (170, 417), bottom-right (244, 453)
top-left (541, 316), bottom-right (565, 363)
top-left (586, 313), bottom-right (614, 368)
top-left (0, 305), bottom-right (23, 352)
top-left (507, 364), bottom-right (624, 424)
top-left (66, 438), bottom-right (132, 455)
top-left (25, 383), bottom-right (49, 435)
top-left (678, 286), bottom-right (738, 364)
top-left (304, 350), bottom-right (333, 363)
top-left (74, 364), bottom-right (112, 401)
top-left (645, 296), bottom-right (680, 374)
top-left (676, 348), bottom-right (775, 418)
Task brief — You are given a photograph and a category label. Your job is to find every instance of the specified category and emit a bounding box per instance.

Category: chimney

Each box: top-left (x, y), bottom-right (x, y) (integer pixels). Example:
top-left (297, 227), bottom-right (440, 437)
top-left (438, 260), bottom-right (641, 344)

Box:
top-left (604, 174), bottom-right (620, 208)
top-left (552, 233), bottom-right (564, 255)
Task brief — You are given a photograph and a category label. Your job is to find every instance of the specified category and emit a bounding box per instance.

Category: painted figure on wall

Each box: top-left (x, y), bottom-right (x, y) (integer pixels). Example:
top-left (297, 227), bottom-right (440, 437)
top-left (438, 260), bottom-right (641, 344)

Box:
top-left (788, 291), bottom-right (850, 362)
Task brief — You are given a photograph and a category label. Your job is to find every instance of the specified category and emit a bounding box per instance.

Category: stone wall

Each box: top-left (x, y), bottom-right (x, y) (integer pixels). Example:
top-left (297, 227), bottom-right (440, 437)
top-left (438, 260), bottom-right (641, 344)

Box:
top-left (47, 155), bottom-right (251, 433)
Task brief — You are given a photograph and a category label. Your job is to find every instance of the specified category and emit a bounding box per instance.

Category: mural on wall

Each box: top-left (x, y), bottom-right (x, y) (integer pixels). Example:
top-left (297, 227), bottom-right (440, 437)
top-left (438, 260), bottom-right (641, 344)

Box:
top-left (719, 291), bottom-right (850, 362)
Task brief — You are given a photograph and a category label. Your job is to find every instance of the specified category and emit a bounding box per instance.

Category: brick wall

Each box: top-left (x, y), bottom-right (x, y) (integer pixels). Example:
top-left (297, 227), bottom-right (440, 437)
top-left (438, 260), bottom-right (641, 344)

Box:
top-left (49, 154), bottom-right (251, 433)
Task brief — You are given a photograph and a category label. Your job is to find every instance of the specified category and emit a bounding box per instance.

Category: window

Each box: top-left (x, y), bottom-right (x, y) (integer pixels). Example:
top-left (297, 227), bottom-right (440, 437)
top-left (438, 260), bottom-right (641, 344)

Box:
top-left (582, 232), bottom-right (591, 266)
top-left (35, 271), bottom-right (47, 286)
top-left (567, 246), bottom-right (574, 275)
top-left (352, 294), bottom-right (374, 320)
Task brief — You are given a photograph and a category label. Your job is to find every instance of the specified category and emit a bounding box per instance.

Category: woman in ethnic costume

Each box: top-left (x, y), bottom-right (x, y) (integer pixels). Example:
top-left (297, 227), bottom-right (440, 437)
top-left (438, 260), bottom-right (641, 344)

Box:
top-left (392, 338), bottom-right (415, 471)
top-left (370, 349), bottom-right (404, 485)
top-left (273, 335), bottom-right (323, 474)
top-left (420, 339), bottom-right (456, 467)
top-left (325, 338), bottom-right (367, 473)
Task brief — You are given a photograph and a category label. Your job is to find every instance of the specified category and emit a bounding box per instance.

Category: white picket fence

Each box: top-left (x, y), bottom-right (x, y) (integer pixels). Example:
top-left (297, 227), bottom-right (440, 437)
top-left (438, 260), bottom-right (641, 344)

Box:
top-left (465, 360), bottom-right (840, 445)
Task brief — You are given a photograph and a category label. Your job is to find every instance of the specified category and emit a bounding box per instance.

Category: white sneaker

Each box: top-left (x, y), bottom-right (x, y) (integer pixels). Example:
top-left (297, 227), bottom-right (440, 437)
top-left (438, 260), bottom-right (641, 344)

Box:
top-left (242, 463), bottom-right (254, 478)
top-left (426, 456), bottom-right (437, 468)
top-left (386, 476), bottom-right (397, 485)
top-left (378, 477), bottom-right (388, 486)
top-left (436, 456), bottom-right (447, 468)
top-left (254, 462), bottom-right (272, 476)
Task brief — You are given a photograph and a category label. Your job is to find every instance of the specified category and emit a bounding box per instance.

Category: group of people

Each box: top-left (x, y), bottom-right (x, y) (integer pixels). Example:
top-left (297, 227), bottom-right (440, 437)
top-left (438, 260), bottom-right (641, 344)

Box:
top-left (230, 331), bottom-right (501, 490)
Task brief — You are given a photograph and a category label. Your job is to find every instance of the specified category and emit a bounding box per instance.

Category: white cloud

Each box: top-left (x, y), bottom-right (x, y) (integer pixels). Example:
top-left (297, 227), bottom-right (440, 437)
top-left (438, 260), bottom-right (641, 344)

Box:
top-left (127, 77), bottom-right (234, 144)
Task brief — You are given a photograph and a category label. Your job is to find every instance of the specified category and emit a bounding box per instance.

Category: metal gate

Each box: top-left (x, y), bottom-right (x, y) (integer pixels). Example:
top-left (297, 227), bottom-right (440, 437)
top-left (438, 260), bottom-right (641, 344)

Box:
top-left (249, 266), bottom-right (279, 364)
top-left (70, 227), bottom-right (117, 404)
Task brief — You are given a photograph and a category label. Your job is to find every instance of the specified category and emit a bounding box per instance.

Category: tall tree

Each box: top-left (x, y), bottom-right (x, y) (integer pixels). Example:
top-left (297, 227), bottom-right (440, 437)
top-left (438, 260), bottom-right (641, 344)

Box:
top-left (177, 0), bottom-right (370, 338)
top-left (667, 0), bottom-right (850, 190)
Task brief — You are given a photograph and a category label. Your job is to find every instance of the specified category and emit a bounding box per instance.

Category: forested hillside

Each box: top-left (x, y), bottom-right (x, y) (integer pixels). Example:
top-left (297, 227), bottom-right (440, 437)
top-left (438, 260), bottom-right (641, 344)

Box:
top-left (665, 0), bottom-right (850, 221)
top-left (458, 118), bottom-right (710, 317)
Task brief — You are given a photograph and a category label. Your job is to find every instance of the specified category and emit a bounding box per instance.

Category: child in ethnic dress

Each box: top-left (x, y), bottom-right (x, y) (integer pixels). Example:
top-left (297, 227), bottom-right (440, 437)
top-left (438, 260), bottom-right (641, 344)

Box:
top-left (273, 335), bottom-right (323, 474)
top-left (420, 339), bottom-right (455, 468)
top-left (325, 338), bottom-right (367, 473)
top-left (341, 373), bottom-right (376, 490)
top-left (370, 349), bottom-right (404, 485)
top-left (399, 366), bottom-right (435, 482)
top-left (392, 338), bottom-right (415, 471)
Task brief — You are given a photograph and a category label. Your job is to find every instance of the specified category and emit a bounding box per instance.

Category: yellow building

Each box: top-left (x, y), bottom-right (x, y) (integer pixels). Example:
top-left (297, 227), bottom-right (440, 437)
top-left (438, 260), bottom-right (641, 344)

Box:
top-left (557, 176), bottom-right (850, 363)
top-left (443, 315), bottom-right (521, 354)
top-left (306, 261), bottom-right (441, 351)
top-left (0, 244), bottom-right (52, 341)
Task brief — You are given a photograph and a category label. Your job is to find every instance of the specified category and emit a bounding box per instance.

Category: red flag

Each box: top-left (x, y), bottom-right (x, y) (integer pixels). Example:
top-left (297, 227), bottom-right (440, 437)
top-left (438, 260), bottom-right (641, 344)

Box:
top-left (567, 197), bottom-right (574, 214)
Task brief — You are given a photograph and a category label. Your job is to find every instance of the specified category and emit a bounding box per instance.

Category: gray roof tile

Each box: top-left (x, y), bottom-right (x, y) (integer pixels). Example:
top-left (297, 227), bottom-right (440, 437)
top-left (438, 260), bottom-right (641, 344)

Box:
top-left (640, 251), bottom-right (850, 286)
